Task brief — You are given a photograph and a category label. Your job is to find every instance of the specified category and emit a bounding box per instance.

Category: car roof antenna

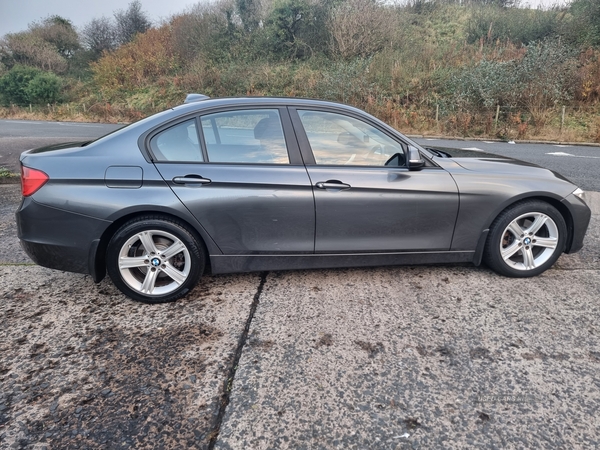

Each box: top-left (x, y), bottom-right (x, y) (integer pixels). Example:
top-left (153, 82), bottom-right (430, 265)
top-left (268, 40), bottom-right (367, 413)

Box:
top-left (184, 93), bottom-right (210, 104)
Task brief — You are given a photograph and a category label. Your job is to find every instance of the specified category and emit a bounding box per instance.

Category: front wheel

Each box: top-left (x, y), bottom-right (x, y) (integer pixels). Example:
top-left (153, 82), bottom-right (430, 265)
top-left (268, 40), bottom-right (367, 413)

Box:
top-left (484, 200), bottom-right (567, 277)
top-left (106, 216), bottom-right (204, 303)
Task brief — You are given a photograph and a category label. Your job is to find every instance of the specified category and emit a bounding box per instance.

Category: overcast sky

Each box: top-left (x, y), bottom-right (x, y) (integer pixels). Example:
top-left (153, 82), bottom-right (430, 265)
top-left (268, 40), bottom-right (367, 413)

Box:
top-left (0, 0), bottom-right (201, 35)
top-left (0, 0), bottom-right (568, 36)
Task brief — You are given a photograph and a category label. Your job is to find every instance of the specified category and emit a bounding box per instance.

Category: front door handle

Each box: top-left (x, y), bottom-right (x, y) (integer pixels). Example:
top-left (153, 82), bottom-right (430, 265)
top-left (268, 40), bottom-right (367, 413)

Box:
top-left (172, 175), bottom-right (212, 185)
top-left (315, 180), bottom-right (351, 190)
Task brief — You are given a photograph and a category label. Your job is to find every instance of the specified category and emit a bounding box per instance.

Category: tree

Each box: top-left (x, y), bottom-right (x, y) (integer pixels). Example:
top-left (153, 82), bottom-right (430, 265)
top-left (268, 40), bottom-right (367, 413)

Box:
top-left (171, 2), bottom-right (233, 62)
top-left (568, 0), bottom-right (600, 47)
top-left (0, 15), bottom-right (79, 73)
top-left (329, 0), bottom-right (396, 59)
top-left (81, 17), bottom-right (118, 58)
top-left (30, 16), bottom-right (80, 58)
top-left (236, 0), bottom-right (261, 32)
top-left (0, 32), bottom-right (68, 73)
top-left (114, 1), bottom-right (152, 45)
top-left (264, 0), bottom-right (330, 59)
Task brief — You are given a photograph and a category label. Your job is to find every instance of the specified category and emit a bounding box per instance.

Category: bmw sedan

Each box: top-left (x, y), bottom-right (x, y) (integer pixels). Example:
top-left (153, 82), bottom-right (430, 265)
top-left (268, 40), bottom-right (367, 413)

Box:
top-left (16, 96), bottom-right (591, 303)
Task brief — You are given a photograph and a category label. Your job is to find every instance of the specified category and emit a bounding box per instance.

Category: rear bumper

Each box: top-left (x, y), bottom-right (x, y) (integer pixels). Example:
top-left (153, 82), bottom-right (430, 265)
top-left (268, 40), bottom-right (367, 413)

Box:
top-left (16, 197), bottom-right (111, 276)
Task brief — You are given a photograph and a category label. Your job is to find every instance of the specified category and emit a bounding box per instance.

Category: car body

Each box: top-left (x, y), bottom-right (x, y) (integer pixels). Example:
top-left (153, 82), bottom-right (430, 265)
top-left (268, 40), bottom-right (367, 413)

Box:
top-left (16, 96), bottom-right (591, 303)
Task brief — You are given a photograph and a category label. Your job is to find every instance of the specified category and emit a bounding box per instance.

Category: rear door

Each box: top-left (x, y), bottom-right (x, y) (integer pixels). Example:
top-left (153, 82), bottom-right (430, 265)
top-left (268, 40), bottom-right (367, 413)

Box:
top-left (290, 108), bottom-right (459, 253)
top-left (151, 107), bottom-right (315, 254)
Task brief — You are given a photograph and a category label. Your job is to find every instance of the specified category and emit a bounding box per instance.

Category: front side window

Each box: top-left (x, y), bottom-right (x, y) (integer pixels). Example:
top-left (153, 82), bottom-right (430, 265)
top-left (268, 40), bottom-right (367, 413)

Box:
top-left (200, 109), bottom-right (290, 164)
top-left (298, 110), bottom-right (405, 167)
top-left (150, 119), bottom-right (203, 162)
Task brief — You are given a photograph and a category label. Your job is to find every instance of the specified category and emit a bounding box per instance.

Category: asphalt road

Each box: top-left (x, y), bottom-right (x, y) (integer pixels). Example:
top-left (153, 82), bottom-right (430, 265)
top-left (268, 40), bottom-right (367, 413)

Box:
top-left (414, 137), bottom-right (600, 192)
top-left (0, 120), bottom-right (122, 173)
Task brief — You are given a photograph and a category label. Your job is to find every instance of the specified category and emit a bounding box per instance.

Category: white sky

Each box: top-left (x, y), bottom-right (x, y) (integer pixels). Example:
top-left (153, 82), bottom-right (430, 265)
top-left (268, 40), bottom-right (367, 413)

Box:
top-left (0, 0), bottom-right (569, 36)
top-left (0, 0), bottom-right (202, 35)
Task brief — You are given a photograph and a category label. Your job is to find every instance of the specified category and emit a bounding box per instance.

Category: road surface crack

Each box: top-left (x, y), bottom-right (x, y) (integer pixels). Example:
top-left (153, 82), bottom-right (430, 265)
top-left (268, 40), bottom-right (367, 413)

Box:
top-left (208, 271), bottom-right (268, 449)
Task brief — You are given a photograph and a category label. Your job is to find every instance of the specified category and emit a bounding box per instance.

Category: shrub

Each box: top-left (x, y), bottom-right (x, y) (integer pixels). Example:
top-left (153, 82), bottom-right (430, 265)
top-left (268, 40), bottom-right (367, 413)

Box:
top-left (329, 0), bottom-right (396, 59)
top-left (446, 59), bottom-right (518, 110)
top-left (443, 38), bottom-right (576, 126)
top-left (466, 6), bottom-right (564, 45)
top-left (26, 71), bottom-right (62, 104)
top-left (91, 25), bottom-right (180, 96)
top-left (0, 65), bottom-right (41, 105)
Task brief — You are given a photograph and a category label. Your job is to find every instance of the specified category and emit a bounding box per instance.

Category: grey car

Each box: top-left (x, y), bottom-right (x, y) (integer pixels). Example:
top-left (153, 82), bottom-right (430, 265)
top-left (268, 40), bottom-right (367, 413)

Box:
top-left (16, 96), bottom-right (591, 303)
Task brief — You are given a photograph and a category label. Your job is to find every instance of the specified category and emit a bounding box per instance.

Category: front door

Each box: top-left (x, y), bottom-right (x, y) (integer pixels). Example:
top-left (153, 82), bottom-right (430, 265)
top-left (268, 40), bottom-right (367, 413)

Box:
top-left (291, 108), bottom-right (459, 253)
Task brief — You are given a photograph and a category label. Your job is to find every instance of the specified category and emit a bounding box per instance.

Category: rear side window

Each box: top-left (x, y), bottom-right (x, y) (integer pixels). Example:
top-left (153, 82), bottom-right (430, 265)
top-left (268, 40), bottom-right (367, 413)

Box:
top-left (200, 109), bottom-right (290, 164)
top-left (150, 119), bottom-right (203, 162)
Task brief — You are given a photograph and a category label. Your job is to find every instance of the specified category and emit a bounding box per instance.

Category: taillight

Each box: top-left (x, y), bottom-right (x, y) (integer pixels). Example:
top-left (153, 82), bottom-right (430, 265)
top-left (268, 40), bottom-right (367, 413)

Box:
top-left (21, 166), bottom-right (49, 197)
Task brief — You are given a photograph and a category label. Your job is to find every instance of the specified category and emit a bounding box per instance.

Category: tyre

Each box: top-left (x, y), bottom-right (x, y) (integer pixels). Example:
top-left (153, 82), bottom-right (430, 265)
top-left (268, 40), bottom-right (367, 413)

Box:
top-left (106, 216), bottom-right (205, 303)
top-left (484, 200), bottom-right (567, 277)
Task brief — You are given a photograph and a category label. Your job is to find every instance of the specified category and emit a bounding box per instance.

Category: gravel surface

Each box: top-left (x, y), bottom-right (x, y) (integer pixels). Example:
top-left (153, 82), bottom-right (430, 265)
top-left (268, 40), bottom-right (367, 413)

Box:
top-left (1, 183), bottom-right (599, 449)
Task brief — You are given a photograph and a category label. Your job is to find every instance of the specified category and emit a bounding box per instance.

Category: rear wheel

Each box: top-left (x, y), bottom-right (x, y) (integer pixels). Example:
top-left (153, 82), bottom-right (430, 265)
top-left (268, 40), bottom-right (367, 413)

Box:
top-left (484, 200), bottom-right (567, 277)
top-left (106, 216), bottom-right (204, 303)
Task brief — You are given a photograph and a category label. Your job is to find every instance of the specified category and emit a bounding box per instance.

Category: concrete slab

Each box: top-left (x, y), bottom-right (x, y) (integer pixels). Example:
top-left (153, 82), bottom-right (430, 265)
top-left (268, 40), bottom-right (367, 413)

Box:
top-left (216, 265), bottom-right (600, 449)
top-left (0, 268), bottom-right (262, 448)
top-left (0, 184), bottom-right (28, 264)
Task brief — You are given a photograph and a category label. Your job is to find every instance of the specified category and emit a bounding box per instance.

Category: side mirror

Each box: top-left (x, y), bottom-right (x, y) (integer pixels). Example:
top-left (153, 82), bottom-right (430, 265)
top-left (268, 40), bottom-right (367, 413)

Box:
top-left (408, 145), bottom-right (425, 171)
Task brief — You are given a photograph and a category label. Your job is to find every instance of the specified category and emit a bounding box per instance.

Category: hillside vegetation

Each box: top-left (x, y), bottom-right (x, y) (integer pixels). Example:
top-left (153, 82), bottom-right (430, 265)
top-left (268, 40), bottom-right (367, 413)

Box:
top-left (1, 0), bottom-right (600, 142)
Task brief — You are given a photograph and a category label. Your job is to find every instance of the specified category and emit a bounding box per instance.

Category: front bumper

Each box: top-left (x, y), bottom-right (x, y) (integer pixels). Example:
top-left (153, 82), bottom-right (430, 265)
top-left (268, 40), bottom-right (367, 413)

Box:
top-left (562, 192), bottom-right (592, 254)
top-left (16, 197), bottom-right (111, 276)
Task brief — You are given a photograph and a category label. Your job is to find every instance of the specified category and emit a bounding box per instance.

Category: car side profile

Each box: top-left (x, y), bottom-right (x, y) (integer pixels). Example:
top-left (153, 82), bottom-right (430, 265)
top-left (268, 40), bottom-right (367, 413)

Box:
top-left (16, 96), bottom-right (591, 303)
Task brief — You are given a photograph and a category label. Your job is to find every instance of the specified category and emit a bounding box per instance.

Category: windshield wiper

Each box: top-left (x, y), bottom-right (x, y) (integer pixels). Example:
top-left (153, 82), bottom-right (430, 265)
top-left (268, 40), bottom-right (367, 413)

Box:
top-left (425, 147), bottom-right (452, 158)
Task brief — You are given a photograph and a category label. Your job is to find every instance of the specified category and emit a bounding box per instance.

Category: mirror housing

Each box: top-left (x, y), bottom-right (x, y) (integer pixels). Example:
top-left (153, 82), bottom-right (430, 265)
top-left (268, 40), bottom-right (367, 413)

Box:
top-left (408, 146), bottom-right (425, 171)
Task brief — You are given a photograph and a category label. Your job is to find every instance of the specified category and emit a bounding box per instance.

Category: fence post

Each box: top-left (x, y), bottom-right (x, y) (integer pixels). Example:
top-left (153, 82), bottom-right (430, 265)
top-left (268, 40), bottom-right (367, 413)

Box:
top-left (494, 105), bottom-right (500, 132)
top-left (436, 104), bottom-right (439, 125)
top-left (560, 106), bottom-right (565, 132)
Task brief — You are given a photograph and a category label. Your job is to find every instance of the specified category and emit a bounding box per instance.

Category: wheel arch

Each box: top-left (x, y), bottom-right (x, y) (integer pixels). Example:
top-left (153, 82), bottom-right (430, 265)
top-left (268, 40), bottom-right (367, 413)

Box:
top-left (473, 194), bottom-right (574, 266)
top-left (91, 210), bottom-right (213, 283)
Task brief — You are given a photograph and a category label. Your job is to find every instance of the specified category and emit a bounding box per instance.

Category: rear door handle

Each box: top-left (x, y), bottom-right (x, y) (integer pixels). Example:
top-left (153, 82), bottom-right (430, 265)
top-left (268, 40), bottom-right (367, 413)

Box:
top-left (172, 175), bottom-right (211, 185)
top-left (315, 180), bottom-right (351, 190)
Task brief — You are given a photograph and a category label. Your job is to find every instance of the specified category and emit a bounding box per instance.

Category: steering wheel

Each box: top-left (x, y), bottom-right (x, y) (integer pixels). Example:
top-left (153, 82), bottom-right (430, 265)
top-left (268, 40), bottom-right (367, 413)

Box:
top-left (367, 145), bottom-right (384, 160)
